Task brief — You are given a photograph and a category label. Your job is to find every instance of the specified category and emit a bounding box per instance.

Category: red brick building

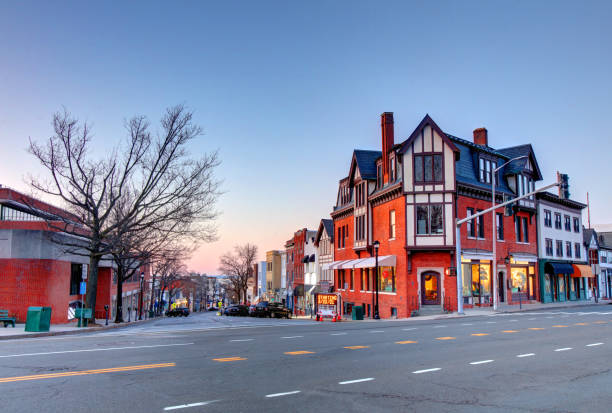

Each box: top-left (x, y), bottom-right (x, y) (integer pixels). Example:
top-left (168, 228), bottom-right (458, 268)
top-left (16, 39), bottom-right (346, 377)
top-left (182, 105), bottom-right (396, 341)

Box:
top-left (285, 228), bottom-right (315, 315)
top-left (0, 187), bottom-right (152, 324)
top-left (328, 113), bottom-right (543, 318)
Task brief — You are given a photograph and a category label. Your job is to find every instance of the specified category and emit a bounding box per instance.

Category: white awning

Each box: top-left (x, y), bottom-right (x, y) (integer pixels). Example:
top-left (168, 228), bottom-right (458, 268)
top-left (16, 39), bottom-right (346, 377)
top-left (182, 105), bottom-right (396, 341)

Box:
top-left (379, 255), bottom-right (396, 267)
top-left (510, 253), bottom-right (538, 263)
top-left (328, 260), bottom-right (351, 270)
top-left (352, 257), bottom-right (375, 268)
top-left (339, 260), bottom-right (357, 269)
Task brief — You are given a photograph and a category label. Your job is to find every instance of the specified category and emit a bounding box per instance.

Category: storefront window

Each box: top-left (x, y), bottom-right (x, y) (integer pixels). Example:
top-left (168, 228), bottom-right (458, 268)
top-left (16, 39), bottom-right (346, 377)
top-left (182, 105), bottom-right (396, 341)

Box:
top-left (559, 275), bottom-right (565, 293)
top-left (470, 263), bottom-right (491, 300)
top-left (511, 267), bottom-right (527, 293)
top-left (544, 274), bottom-right (551, 294)
top-left (378, 266), bottom-right (395, 292)
top-left (462, 263), bottom-right (471, 297)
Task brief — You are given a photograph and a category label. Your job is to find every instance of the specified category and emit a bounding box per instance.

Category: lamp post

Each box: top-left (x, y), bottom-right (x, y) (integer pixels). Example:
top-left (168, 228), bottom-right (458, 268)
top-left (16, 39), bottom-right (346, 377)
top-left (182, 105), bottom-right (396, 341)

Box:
top-left (139, 272), bottom-right (144, 320)
top-left (373, 240), bottom-right (380, 320)
top-left (492, 155), bottom-right (527, 311)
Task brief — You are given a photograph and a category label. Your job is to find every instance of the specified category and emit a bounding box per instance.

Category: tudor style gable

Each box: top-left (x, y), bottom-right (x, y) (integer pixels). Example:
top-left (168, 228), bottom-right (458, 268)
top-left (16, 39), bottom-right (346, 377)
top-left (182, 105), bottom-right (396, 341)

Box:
top-left (398, 115), bottom-right (459, 248)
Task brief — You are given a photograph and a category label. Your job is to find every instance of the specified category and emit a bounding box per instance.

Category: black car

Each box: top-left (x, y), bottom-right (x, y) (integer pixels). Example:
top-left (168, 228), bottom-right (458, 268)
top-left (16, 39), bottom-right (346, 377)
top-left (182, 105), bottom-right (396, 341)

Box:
top-left (166, 307), bottom-right (189, 317)
top-left (253, 302), bottom-right (291, 318)
top-left (224, 304), bottom-right (249, 316)
top-left (248, 304), bottom-right (257, 317)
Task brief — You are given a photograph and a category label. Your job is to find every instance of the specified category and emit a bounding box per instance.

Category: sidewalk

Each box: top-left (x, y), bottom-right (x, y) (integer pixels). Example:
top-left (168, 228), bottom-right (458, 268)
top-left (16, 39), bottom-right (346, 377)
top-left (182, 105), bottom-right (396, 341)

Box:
top-left (0, 316), bottom-right (159, 340)
top-left (330, 299), bottom-right (612, 322)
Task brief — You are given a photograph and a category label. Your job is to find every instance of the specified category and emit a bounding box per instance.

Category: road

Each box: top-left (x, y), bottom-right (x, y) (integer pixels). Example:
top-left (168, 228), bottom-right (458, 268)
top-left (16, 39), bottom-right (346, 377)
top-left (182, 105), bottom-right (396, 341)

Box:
top-left (1, 306), bottom-right (612, 412)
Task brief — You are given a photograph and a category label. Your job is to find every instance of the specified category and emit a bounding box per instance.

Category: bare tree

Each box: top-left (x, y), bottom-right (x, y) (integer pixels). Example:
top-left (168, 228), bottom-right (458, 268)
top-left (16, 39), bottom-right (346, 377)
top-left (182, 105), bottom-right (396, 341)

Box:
top-left (218, 244), bottom-right (258, 304)
top-left (27, 105), bottom-right (221, 323)
top-left (153, 251), bottom-right (188, 315)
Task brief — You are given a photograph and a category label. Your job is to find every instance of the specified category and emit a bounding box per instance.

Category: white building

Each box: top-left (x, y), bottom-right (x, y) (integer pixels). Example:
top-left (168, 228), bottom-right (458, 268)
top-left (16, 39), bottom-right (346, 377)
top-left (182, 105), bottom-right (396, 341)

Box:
top-left (314, 219), bottom-right (334, 293)
top-left (594, 231), bottom-right (612, 299)
top-left (536, 192), bottom-right (591, 303)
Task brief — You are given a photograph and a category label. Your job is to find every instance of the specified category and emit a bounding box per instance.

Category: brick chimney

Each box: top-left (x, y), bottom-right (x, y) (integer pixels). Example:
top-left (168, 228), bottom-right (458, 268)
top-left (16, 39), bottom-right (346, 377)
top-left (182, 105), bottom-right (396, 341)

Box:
top-left (473, 127), bottom-right (488, 146)
top-left (381, 112), bottom-right (394, 179)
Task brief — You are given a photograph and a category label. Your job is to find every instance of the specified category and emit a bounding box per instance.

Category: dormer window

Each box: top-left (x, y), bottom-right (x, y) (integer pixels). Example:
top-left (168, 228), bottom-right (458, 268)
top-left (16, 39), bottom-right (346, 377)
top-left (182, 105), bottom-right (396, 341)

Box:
top-left (479, 157), bottom-right (497, 184)
top-left (389, 155), bottom-right (396, 182)
top-left (355, 182), bottom-right (366, 207)
top-left (414, 154), bottom-right (442, 183)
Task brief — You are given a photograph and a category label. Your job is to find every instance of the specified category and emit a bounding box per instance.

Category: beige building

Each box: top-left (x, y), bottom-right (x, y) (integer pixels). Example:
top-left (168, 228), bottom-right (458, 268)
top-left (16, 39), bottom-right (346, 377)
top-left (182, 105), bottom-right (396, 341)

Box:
top-left (266, 250), bottom-right (283, 301)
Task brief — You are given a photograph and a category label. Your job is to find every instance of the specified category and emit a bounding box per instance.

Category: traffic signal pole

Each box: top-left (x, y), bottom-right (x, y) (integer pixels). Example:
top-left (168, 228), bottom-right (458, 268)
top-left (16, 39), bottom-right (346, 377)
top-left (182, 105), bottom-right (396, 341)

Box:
top-left (455, 179), bottom-right (562, 315)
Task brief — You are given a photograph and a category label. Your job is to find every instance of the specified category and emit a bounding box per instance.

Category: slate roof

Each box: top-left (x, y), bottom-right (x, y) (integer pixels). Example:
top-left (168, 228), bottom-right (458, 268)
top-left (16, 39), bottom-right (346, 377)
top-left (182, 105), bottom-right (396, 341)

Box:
top-left (597, 232), bottom-right (612, 250)
top-left (447, 135), bottom-right (515, 196)
top-left (321, 219), bottom-right (334, 240)
top-left (354, 150), bottom-right (382, 180)
top-left (583, 228), bottom-right (598, 247)
top-left (497, 144), bottom-right (543, 180)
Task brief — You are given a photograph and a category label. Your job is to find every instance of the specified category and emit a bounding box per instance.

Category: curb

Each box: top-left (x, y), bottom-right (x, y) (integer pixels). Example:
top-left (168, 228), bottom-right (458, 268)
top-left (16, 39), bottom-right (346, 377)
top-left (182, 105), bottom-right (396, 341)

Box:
top-left (0, 316), bottom-right (161, 341)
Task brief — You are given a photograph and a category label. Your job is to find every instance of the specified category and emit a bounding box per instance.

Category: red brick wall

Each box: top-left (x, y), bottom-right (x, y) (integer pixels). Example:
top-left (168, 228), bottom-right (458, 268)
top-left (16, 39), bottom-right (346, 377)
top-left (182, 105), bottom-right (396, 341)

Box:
top-left (0, 259), bottom-right (72, 324)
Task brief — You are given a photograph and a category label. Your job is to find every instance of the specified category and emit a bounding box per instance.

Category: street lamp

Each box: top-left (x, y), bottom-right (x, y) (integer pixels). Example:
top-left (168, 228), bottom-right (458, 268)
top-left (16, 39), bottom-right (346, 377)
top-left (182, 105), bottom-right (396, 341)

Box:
top-left (139, 272), bottom-right (145, 320)
top-left (492, 155), bottom-right (527, 311)
top-left (373, 240), bottom-right (380, 320)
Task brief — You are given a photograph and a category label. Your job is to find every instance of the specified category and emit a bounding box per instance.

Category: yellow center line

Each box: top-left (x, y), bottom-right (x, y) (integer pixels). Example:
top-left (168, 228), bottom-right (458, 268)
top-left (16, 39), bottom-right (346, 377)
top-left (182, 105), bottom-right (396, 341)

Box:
top-left (284, 351), bottom-right (315, 355)
top-left (593, 321), bottom-right (607, 324)
top-left (575, 322), bottom-right (589, 326)
top-left (528, 327), bottom-right (545, 330)
top-left (471, 333), bottom-right (489, 336)
top-left (502, 330), bottom-right (519, 333)
top-left (0, 363), bottom-right (175, 383)
top-left (212, 357), bottom-right (247, 362)
top-left (344, 346), bottom-right (370, 350)
top-left (436, 337), bottom-right (456, 340)
top-left (552, 325), bottom-right (568, 328)
top-left (395, 340), bottom-right (417, 344)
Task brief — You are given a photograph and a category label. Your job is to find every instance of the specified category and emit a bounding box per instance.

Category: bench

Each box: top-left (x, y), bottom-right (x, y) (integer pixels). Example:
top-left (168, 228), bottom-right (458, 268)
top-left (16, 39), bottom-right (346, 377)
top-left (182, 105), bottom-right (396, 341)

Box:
top-left (0, 310), bottom-right (16, 328)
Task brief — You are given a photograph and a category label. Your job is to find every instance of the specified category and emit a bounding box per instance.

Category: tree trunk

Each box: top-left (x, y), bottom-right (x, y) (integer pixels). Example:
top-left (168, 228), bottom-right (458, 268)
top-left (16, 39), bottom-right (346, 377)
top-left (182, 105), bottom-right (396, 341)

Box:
top-left (114, 267), bottom-right (124, 323)
top-left (85, 253), bottom-right (101, 324)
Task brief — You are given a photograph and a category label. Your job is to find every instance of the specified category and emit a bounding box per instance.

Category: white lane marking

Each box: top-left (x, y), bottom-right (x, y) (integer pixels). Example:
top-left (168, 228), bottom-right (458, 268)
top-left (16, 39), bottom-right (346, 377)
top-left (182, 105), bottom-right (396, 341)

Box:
top-left (230, 339), bottom-right (254, 342)
top-left (586, 343), bottom-right (604, 347)
top-left (461, 323), bottom-right (473, 326)
top-left (339, 378), bottom-right (375, 384)
top-left (413, 368), bottom-right (441, 374)
top-left (509, 320), bottom-right (518, 322)
top-left (528, 318), bottom-right (536, 320)
top-left (265, 391), bottom-right (301, 398)
top-left (402, 328), bottom-right (418, 331)
top-left (0, 343), bottom-right (194, 358)
top-left (486, 321), bottom-right (496, 324)
top-left (546, 316), bottom-right (553, 319)
top-left (433, 325), bottom-right (447, 329)
top-left (164, 400), bottom-right (219, 411)
top-left (517, 353), bottom-right (535, 358)
top-left (331, 333), bottom-right (347, 336)
top-left (555, 347), bottom-right (573, 352)
top-left (281, 336), bottom-right (303, 339)
top-left (370, 330), bottom-right (384, 333)
top-left (470, 359), bottom-right (494, 365)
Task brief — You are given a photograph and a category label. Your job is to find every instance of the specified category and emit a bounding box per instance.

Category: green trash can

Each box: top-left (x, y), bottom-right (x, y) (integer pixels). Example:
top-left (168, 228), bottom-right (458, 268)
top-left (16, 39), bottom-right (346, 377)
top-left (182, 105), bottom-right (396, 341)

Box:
top-left (25, 307), bottom-right (52, 332)
top-left (74, 308), bottom-right (92, 327)
top-left (351, 306), bottom-right (364, 320)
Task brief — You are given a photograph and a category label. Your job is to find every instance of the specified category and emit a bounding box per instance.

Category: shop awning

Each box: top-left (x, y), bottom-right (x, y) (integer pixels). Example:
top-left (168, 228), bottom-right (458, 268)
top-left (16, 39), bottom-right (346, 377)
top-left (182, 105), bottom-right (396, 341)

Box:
top-left (352, 257), bottom-right (375, 268)
top-left (571, 264), bottom-right (595, 278)
top-left (350, 255), bottom-right (397, 269)
top-left (462, 249), bottom-right (494, 261)
top-left (328, 260), bottom-right (350, 270)
top-left (545, 262), bottom-right (574, 275)
top-left (510, 253), bottom-right (538, 263)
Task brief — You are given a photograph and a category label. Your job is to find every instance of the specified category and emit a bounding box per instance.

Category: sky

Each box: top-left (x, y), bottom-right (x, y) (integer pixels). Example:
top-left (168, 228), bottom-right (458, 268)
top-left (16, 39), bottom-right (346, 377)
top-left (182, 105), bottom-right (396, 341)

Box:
top-left (1, 1), bottom-right (611, 274)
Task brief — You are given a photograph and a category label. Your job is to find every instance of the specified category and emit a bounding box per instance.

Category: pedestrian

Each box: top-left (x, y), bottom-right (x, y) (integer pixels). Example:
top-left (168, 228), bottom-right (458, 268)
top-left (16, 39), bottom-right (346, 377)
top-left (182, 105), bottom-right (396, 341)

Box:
top-left (593, 285), bottom-right (598, 303)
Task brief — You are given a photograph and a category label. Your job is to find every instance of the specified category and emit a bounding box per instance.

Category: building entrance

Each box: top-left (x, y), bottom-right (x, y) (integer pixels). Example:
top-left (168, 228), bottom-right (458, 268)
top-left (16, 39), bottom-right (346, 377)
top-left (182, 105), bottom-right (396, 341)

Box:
top-left (421, 272), bottom-right (440, 305)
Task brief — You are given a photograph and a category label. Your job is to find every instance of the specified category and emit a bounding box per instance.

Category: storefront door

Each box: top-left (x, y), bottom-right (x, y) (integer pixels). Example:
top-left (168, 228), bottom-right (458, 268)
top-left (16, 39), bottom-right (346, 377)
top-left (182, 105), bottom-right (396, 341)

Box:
top-left (421, 272), bottom-right (440, 305)
top-left (498, 272), bottom-right (505, 303)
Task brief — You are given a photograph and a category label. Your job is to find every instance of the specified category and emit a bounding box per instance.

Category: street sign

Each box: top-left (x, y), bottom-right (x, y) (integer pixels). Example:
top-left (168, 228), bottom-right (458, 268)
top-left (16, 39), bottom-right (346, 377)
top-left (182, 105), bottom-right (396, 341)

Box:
top-left (79, 281), bottom-right (86, 295)
top-left (81, 264), bottom-right (88, 280)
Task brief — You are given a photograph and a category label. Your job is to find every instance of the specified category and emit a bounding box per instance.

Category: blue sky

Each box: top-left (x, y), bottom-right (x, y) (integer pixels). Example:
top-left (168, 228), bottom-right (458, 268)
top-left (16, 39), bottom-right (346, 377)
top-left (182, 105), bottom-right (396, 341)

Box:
top-left (1, 1), bottom-right (611, 273)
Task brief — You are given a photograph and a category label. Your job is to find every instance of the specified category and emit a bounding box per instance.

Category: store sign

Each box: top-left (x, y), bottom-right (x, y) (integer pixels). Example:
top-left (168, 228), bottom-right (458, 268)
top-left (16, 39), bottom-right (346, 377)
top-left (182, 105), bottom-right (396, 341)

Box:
top-left (317, 293), bottom-right (337, 306)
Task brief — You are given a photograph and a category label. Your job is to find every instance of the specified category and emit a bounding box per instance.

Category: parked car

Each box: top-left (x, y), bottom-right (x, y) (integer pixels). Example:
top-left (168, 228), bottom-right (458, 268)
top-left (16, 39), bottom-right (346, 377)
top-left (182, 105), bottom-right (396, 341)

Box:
top-left (224, 304), bottom-right (249, 316)
top-left (253, 302), bottom-right (291, 318)
top-left (269, 302), bottom-right (291, 319)
top-left (248, 304), bottom-right (257, 317)
top-left (166, 307), bottom-right (189, 317)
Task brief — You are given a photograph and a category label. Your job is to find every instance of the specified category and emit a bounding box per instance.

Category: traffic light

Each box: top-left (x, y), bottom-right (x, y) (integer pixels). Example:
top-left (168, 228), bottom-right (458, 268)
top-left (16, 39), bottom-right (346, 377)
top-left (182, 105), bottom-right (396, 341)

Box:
top-left (557, 172), bottom-right (570, 199)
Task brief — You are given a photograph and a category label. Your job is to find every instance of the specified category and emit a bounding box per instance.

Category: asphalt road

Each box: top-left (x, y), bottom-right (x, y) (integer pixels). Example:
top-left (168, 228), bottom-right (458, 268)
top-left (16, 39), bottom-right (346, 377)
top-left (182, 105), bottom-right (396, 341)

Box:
top-left (1, 306), bottom-right (612, 412)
